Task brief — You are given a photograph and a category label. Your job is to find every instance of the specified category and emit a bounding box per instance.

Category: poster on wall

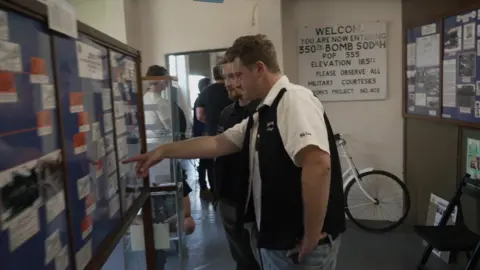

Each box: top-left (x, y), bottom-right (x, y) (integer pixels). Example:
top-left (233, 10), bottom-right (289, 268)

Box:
top-left (466, 137), bottom-right (480, 179)
top-left (297, 22), bottom-right (388, 101)
top-left (405, 23), bottom-right (441, 116)
top-left (442, 10), bottom-right (479, 122)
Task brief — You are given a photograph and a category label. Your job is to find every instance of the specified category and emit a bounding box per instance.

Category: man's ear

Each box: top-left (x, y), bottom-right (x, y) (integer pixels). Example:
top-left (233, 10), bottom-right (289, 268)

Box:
top-left (255, 61), bottom-right (267, 73)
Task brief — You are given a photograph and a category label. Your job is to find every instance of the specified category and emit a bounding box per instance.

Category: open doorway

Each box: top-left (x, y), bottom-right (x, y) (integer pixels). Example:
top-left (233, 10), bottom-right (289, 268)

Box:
top-left (166, 48), bottom-right (227, 122)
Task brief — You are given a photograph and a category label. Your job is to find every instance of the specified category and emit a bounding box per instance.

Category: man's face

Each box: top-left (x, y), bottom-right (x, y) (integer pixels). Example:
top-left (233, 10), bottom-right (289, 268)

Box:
top-left (223, 62), bottom-right (242, 101)
top-left (232, 57), bottom-right (261, 100)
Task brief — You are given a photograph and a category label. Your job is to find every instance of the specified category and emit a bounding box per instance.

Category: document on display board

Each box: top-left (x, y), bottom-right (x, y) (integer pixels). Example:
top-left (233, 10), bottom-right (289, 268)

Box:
top-left (0, 41), bottom-right (22, 72)
top-left (47, 0), bottom-right (78, 38)
top-left (407, 43), bottom-right (416, 67)
top-left (0, 10), bottom-right (9, 40)
top-left (442, 59), bottom-right (457, 108)
top-left (76, 41), bottom-right (104, 80)
top-left (416, 34), bottom-right (440, 68)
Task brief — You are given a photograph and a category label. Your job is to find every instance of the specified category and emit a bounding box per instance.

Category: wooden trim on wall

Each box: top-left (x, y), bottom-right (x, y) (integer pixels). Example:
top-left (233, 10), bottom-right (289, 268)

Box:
top-left (165, 47), bottom-right (228, 57)
top-left (141, 75), bottom-right (178, 81)
top-left (403, 1), bottom-right (480, 29)
top-left (403, 114), bottom-right (480, 129)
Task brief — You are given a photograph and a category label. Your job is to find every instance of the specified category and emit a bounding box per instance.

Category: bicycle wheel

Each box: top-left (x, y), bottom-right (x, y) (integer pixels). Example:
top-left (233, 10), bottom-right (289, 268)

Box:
top-left (344, 170), bottom-right (410, 233)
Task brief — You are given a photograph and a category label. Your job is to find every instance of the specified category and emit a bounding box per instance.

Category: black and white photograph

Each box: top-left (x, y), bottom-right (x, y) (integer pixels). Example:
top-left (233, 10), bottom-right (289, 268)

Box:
top-left (456, 84), bottom-right (476, 108)
top-left (424, 68), bottom-right (440, 95)
top-left (407, 70), bottom-right (416, 86)
top-left (458, 52), bottom-right (476, 78)
top-left (427, 96), bottom-right (440, 109)
top-left (408, 94), bottom-right (415, 105)
top-left (0, 160), bottom-right (42, 225)
top-left (37, 153), bottom-right (63, 200)
top-left (444, 26), bottom-right (462, 53)
top-left (475, 101), bottom-right (480, 118)
top-left (476, 81), bottom-right (480, 95)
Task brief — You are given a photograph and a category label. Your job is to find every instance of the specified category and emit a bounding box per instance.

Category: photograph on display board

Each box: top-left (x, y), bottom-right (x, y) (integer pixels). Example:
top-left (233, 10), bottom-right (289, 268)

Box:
top-left (442, 10), bottom-right (479, 121)
top-left (405, 23), bottom-right (441, 116)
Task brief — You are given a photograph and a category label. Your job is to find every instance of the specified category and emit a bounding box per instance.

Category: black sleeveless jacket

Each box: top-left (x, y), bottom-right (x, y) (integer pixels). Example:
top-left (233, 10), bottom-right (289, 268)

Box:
top-left (236, 88), bottom-right (346, 250)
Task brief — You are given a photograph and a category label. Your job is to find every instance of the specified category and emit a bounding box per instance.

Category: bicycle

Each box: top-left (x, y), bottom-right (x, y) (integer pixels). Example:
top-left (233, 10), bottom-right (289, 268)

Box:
top-left (335, 133), bottom-right (410, 233)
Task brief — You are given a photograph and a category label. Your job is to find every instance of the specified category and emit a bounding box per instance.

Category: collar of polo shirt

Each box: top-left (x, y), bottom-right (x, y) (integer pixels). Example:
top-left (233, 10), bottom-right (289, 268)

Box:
top-left (258, 75), bottom-right (289, 109)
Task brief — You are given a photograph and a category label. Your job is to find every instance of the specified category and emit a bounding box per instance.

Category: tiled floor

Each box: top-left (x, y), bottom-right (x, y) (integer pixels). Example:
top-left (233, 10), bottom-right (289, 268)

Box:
top-left (173, 162), bottom-right (462, 270)
top-left (113, 161), bottom-right (464, 270)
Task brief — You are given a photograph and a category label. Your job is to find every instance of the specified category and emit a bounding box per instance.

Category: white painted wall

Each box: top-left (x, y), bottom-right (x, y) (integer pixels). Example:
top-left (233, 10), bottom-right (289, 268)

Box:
top-left (68, 0), bottom-right (127, 43)
top-left (282, 0), bottom-right (403, 179)
top-left (126, 0), bottom-right (284, 73)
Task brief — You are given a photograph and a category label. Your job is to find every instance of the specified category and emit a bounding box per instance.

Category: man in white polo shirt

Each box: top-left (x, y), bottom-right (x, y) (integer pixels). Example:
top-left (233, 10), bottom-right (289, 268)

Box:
top-left (124, 35), bottom-right (345, 270)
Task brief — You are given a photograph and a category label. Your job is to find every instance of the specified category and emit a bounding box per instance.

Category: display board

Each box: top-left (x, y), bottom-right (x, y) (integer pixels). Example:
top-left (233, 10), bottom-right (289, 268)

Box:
top-left (109, 51), bottom-right (142, 214)
top-left (0, 8), bottom-right (71, 270)
top-left (297, 22), bottom-right (388, 101)
top-left (406, 23), bottom-right (441, 116)
top-left (54, 34), bottom-right (121, 269)
top-left (442, 10), bottom-right (479, 121)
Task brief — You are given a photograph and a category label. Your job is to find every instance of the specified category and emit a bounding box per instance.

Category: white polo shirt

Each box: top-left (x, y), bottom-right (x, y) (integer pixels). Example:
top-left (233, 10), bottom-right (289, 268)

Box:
top-left (223, 75), bottom-right (330, 229)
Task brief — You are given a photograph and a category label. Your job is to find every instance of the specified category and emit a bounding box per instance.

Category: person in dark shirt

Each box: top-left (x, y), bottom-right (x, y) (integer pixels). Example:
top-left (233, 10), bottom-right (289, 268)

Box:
top-left (195, 59), bottom-right (232, 136)
top-left (215, 59), bottom-right (261, 270)
top-left (192, 78), bottom-right (210, 137)
top-left (195, 59), bottom-right (232, 199)
top-left (193, 78), bottom-right (215, 200)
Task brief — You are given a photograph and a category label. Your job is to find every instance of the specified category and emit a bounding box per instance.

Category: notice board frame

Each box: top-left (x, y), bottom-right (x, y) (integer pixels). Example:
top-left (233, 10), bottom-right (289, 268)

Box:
top-left (0, 0), bottom-right (156, 269)
top-left (402, 0), bottom-right (480, 229)
top-left (402, 2), bottom-right (480, 129)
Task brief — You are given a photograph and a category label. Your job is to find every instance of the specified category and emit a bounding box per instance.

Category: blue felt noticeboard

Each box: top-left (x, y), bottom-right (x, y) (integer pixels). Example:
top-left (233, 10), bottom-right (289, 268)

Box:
top-left (442, 10), bottom-right (480, 121)
top-left (0, 8), bottom-right (71, 270)
top-left (405, 23), bottom-right (441, 117)
top-left (54, 34), bottom-right (121, 269)
top-left (109, 51), bottom-right (142, 214)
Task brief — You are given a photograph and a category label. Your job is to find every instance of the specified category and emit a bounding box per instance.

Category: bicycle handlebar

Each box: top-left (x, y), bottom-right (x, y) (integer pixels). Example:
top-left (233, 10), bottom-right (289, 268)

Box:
top-left (334, 133), bottom-right (346, 147)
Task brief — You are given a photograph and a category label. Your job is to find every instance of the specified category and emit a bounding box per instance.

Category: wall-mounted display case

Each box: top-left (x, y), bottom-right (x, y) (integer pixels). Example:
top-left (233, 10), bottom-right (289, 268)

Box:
top-left (0, 0), bottom-right (155, 269)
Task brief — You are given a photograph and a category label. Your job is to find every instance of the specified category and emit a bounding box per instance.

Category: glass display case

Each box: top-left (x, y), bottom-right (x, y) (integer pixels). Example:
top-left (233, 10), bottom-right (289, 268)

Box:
top-left (141, 76), bottom-right (189, 269)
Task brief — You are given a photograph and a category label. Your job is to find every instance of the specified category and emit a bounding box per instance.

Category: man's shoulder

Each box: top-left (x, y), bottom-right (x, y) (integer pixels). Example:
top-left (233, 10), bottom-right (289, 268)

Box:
top-left (281, 82), bottom-right (318, 101)
top-left (280, 82), bottom-right (324, 112)
top-left (221, 102), bottom-right (236, 115)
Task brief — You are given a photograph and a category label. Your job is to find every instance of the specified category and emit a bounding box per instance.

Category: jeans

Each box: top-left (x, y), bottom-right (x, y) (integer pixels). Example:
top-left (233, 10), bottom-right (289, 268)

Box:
top-left (259, 236), bottom-right (342, 270)
top-left (218, 200), bottom-right (260, 270)
top-left (247, 224), bottom-right (342, 270)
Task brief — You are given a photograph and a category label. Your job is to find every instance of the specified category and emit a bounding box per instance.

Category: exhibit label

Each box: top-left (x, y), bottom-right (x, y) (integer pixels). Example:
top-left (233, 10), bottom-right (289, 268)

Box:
top-left (297, 22), bottom-right (388, 101)
top-left (76, 41), bottom-right (104, 80)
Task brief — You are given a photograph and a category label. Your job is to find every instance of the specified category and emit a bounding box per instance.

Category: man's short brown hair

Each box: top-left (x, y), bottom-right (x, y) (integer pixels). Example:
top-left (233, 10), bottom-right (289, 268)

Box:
top-left (225, 34), bottom-right (280, 73)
